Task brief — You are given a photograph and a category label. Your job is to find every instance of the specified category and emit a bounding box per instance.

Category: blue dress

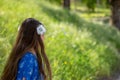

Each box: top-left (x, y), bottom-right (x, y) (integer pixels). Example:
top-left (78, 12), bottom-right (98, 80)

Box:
top-left (16, 52), bottom-right (44, 80)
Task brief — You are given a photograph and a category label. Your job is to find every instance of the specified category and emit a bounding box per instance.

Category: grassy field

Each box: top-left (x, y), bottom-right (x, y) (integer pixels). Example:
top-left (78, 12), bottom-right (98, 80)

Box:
top-left (0, 0), bottom-right (120, 80)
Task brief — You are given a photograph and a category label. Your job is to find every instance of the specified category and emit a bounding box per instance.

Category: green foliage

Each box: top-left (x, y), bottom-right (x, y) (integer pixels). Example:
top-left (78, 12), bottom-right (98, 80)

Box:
top-left (48, 0), bottom-right (62, 5)
top-left (82, 0), bottom-right (96, 12)
top-left (79, 0), bottom-right (110, 12)
top-left (0, 0), bottom-right (120, 80)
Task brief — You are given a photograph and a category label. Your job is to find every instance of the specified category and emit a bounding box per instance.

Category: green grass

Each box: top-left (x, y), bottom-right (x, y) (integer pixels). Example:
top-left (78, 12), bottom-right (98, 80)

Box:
top-left (0, 0), bottom-right (120, 80)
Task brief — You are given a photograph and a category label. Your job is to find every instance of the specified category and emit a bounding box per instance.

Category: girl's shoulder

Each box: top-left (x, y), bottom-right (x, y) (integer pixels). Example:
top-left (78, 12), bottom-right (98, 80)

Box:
top-left (20, 51), bottom-right (37, 62)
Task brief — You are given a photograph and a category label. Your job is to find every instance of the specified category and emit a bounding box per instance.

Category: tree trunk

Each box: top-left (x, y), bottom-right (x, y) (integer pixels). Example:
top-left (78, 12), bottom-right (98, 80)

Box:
top-left (110, 0), bottom-right (120, 30)
top-left (63, 0), bottom-right (71, 10)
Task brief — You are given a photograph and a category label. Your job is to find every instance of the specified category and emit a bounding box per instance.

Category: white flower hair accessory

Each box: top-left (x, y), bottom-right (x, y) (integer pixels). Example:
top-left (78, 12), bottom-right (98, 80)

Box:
top-left (37, 24), bottom-right (46, 35)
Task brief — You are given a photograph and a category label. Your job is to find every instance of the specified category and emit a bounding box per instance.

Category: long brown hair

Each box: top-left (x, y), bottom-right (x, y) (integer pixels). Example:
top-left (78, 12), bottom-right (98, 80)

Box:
top-left (0, 18), bottom-right (52, 80)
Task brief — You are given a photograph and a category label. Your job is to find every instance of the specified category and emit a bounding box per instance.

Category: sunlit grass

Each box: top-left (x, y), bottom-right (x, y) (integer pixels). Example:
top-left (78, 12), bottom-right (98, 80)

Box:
top-left (0, 0), bottom-right (120, 80)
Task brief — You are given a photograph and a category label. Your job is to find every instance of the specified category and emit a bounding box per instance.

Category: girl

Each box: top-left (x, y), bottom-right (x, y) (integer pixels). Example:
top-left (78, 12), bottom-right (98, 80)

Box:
top-left (1, 18), bottom-right (52, 80)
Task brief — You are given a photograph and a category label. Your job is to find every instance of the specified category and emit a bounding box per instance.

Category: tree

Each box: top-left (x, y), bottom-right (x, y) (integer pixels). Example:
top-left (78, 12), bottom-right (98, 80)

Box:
top-left (110, 0), bottom-right (120, 30)
top-left (63, 0), bottom-right (71, 10)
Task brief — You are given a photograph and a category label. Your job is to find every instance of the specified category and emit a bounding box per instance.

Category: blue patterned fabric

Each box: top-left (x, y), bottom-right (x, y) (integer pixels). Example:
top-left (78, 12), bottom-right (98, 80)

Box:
top-left (16, 52), bottom-right (44, 80)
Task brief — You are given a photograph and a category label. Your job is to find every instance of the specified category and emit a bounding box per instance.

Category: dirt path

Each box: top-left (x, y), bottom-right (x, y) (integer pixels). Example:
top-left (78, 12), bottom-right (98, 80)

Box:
top-left (116, 76), bottom-right (120, 80)
top-left (98, 73), bottom-right (120, 80)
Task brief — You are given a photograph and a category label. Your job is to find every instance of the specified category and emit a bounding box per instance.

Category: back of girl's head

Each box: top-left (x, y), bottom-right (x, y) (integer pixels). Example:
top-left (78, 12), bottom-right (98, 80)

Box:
top-left (18, 18), bottom-right (42, 49)
top-left (1, 18), bottom-right (52, 80)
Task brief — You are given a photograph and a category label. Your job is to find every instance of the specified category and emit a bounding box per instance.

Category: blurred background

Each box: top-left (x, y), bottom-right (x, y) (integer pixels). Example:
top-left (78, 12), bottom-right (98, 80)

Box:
top-left (0, 0), bottom-right (120, 80)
